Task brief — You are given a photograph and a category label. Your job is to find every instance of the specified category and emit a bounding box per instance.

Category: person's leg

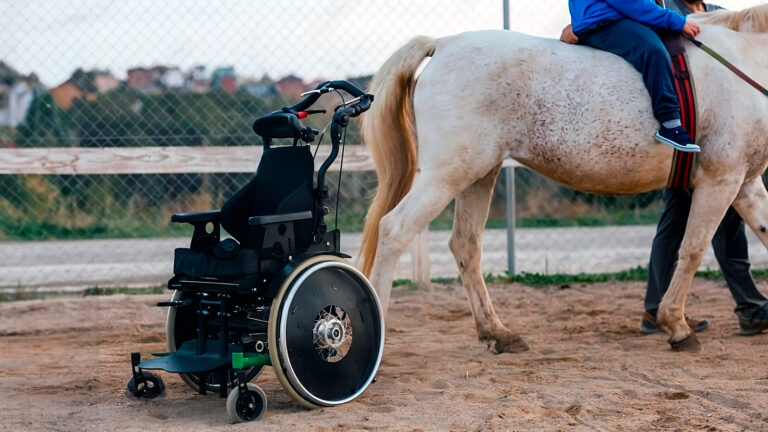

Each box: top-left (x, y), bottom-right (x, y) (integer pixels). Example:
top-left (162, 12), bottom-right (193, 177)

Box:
top-left (580, 19), bottom-right (679, 123)
top-left (579, 19), bottom-right (699, 152)
top-left (711, 207), bottom-right (768, 334)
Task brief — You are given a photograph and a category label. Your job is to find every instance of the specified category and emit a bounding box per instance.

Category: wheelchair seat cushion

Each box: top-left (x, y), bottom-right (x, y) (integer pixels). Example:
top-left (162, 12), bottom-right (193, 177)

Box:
top-left (213, 238), bottom-right (240, 259)
top-left (174, 247), bottom-right (258, 280)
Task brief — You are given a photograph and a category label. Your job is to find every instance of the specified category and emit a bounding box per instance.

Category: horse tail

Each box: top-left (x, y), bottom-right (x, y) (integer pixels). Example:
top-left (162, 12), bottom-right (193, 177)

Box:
top-left (358, 35), bottom-right (435, 277)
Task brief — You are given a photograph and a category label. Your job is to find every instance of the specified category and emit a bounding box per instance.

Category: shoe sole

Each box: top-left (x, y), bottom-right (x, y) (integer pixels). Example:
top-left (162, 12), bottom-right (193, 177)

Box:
top-left (739, 324), bottom-right (768, 336)
top-left (640, 325), bottom-right (664, 335)
top-left (654, 133), bottom-right (701, 153)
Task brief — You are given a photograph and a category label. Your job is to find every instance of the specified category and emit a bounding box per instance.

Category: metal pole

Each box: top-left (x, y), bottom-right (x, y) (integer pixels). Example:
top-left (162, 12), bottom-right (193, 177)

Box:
top-left (505, 167), bottom-right (515, 276)
top-left (503, 0), bottom-right (509, 30)
top-left (502, 0), bottom-right (516, 276)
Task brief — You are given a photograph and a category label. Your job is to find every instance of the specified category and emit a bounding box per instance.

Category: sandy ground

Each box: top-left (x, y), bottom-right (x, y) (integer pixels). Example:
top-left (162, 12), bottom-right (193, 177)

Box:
top-left (2, 280), bottom-right (768, 431)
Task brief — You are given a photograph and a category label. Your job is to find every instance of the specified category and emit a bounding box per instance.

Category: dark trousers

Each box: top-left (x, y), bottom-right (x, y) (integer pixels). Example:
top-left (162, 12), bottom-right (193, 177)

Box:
top-left (645, 188), bottom-right (768, 314)
top-left (578, 18), bottom-right (681, 123)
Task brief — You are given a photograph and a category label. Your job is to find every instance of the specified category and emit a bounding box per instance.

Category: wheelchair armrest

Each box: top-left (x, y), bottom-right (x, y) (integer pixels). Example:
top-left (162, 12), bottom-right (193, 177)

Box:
top-left (248, 211), bottom-right (313, 226)
top-left (171, 209), bottom-right (221, 224)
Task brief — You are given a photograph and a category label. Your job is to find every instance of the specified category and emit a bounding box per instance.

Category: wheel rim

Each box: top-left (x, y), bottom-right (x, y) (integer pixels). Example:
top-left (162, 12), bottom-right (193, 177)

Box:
top-left (276, 260), bottom-right (384, 406)
top-left (236, 390), bottom-right (263, 421)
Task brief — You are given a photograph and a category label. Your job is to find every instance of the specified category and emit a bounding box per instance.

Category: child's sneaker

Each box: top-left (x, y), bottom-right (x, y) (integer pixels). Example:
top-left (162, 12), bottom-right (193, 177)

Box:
top-left (655, 126), bottom-right (701, 153)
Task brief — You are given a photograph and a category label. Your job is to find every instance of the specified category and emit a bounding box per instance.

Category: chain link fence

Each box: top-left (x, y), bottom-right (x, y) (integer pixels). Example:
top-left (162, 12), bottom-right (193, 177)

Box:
top-left (1, 0), bottom-right (766, 292)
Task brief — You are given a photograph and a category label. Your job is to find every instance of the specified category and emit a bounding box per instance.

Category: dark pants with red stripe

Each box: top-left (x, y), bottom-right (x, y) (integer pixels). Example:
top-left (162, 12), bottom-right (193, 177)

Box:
top-left (576, 18), bottom-right (681, 123)
top-left (645, 188), bottom-right (768, 315)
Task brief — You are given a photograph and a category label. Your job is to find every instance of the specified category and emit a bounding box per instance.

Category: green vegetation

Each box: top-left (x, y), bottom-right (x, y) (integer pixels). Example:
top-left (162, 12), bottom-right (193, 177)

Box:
top-left (0, 284), bottom-right (166, 302)
top-left (6, 267), bottom-right (768, 302)
top-left (82, 285), bottom-right (165, 296)
top-left (393, 266), bottom-right (768, 291)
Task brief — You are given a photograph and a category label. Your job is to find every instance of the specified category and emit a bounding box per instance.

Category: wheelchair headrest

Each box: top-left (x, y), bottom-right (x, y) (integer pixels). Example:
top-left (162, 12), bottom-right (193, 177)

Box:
top-left (252, 111), bottom-right (302, 140)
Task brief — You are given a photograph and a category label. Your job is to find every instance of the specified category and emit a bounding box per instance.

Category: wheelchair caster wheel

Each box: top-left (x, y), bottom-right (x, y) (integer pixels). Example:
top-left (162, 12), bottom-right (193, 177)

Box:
top-left (269, 255), bottom-right (385, 408)
top-left (127, 371), bottom-right (165, 399)
top-left (226, 383), bottom-right (267, 423)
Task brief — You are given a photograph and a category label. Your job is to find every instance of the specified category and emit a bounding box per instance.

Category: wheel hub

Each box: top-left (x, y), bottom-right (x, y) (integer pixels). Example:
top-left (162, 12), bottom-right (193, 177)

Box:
top-left (312, 306), bottom-right (352, 362)
top-left (314, 318), bottom-right (346, 348)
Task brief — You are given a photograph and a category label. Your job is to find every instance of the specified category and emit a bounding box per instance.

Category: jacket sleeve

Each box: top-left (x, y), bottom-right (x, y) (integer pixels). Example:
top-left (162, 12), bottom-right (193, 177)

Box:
top-left (602, 0), bottom-right (686, 31)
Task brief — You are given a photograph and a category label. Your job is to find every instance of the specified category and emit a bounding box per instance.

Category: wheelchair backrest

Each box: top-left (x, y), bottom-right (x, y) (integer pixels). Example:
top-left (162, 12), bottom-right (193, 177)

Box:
top-left (220, 144), bottom-right (315, 250)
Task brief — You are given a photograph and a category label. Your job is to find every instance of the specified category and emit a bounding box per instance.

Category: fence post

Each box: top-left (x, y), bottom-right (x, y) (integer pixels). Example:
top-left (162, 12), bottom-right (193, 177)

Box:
top-left (502, 0), bottom-right (516, 277)
top-left (505, 166), bottom-right (516, 276)
top-left (412, 228), bottom-right (431, 286)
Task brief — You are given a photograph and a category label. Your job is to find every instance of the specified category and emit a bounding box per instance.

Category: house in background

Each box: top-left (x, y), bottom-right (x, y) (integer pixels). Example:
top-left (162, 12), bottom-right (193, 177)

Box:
top-left (186, 65), bottom-right (210, 93)
top-left (239, 75), bottom-right (277, 98)
top-left (50, 69), bottom-right (116, 109)
top-left (155, 66), bottom-right (185, 91)
top-left (126, 67), bottom-right (161, 94)
top-left (50, 81), bottom-right (85, 110)
top-left (93, 71), bottom-right (119, 93)
top-left (0, 81), bottom-right (34, 127)
top-left (211, 67), bottom-right (236, 93)
top-left (276, 74), bottom-right (305, 99)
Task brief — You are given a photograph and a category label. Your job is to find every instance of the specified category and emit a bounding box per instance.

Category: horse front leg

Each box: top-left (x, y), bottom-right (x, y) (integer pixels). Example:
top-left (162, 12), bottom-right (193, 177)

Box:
top-left (658, 178), bottom-right (742, 351)
top-left (450, 164), bottom-right (529, 353)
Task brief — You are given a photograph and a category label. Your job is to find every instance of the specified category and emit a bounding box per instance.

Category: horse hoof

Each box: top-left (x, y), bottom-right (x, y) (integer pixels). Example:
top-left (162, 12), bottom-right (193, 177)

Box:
top-left (494, 334), bottom-right (530, 354)
top-left (668, 332), bottom-right (701, 353)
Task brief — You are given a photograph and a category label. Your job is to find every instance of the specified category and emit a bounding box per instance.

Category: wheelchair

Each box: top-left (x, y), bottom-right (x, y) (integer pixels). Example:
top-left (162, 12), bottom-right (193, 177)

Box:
top-left (127, 80), bottom-right (384, 423)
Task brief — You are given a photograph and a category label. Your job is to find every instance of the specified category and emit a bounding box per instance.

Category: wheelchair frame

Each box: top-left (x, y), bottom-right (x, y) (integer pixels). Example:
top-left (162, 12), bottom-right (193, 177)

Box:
top-left (127, 80), bottom-right (384, 423)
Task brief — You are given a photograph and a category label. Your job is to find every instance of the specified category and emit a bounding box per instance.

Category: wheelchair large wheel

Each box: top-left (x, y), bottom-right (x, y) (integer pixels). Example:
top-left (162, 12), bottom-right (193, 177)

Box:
top-left (166, 290), bottom-right (263, 392)
top-left (268, 255), bottom-right (385, 408)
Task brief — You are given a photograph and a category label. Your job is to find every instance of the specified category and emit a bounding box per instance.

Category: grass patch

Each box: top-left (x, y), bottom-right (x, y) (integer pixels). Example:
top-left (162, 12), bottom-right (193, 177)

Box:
top-left (493, 266), bottom-right (650, 286)
top-left (390, 265), bottom-right (768, 291)
top-left (1, 210), bottom-right (663, 242)
top-left (0, 284), bottom-right (167, 302)
top-left (82, 285), bottom-right (166, 296)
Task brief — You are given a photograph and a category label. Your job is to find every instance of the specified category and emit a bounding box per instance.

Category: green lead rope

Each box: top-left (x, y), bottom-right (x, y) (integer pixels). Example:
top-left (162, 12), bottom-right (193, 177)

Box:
top-left (685, 35), bottom-right (768, 97)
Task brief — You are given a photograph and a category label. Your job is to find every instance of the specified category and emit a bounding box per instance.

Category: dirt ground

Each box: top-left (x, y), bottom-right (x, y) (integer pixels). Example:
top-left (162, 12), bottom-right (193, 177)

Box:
top-left (2, 279), bottom-right (768, 432)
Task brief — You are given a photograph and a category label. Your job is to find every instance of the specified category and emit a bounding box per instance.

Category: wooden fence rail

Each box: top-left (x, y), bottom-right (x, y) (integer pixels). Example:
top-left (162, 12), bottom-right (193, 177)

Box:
top-left (0, 145), bottom-right (519, 285)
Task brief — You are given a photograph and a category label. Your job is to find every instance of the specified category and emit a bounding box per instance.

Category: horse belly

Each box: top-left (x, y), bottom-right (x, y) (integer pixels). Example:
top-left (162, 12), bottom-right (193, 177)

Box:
top-left (421, 31), bottom-right (674, 196)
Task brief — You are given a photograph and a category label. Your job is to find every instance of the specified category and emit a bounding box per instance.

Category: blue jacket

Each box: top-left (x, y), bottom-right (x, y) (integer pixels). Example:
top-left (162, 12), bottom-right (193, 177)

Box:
top-left (569, 0), bottom-right (686, 34)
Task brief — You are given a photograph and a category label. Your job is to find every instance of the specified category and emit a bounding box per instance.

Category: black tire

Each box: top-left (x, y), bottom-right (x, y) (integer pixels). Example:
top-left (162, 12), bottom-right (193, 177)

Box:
top-left (127, 371), bottom-right (165, 399)
top-left (165, 290), bottom-right (263, 392)
top-left (268, 256), bottom-right (384, 408)
top-left (226, 383), bottom-right (267, 422)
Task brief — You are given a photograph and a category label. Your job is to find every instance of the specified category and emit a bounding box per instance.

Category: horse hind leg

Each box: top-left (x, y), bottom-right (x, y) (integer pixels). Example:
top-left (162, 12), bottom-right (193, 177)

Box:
top-left (369, 169), bottom-right (468, 318)
top-left (450, 164), bottom-right (529, 353)
top-left (731, 176), bottom-right (768, 251)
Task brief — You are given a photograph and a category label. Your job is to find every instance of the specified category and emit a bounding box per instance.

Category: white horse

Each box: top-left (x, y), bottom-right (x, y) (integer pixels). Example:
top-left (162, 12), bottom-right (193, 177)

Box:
top-left (358, 5), bottom-right (768, 353)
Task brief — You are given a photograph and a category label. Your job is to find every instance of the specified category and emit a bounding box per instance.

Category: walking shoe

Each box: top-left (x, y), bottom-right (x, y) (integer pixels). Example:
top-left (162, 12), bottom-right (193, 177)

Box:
top-left (736, 304), bottom-right (768, 336)
top-left (640, 310), bottom-right (710, 335)
top-left (655, 126), bottom-right (701, 153)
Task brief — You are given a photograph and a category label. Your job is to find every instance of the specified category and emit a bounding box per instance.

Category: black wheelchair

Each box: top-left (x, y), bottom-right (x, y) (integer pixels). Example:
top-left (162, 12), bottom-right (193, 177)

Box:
top-left (127, 80), bottom-right (384, 422)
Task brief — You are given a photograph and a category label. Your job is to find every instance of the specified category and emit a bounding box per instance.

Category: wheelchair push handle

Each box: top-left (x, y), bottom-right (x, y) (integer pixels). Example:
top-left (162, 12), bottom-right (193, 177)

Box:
top-left (251, 80), bottom-right (372, 143)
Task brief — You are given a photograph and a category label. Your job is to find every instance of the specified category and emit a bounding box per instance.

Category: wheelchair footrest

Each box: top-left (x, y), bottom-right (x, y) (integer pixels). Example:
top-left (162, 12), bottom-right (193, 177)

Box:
top-left (139, 340), bottom-right (243, 374)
